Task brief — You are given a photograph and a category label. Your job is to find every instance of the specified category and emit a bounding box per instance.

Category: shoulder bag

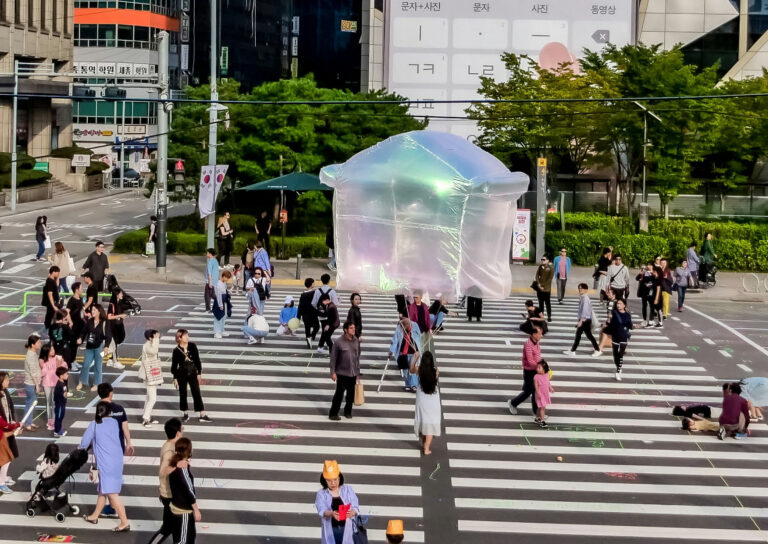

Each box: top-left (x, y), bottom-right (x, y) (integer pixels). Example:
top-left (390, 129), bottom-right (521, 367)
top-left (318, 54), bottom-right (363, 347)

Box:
top-left (353, 515), bottom-right (368, 544)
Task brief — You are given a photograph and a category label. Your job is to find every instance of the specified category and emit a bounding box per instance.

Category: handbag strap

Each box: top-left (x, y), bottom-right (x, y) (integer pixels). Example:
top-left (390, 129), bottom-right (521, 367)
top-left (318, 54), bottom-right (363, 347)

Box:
top-left (610, 265), bottom-right (625, 283)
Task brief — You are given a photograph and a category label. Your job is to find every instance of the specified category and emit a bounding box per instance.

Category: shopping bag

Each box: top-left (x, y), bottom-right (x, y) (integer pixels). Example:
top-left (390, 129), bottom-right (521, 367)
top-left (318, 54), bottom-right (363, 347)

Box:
top-left (43, 236), bottom-right (51, 249)
top-left (145, 241), bottom-right (155, 255)
top-left (67, 256), bottom-right (76, 272)
top-left (354, 382), bottom-right (365, 406)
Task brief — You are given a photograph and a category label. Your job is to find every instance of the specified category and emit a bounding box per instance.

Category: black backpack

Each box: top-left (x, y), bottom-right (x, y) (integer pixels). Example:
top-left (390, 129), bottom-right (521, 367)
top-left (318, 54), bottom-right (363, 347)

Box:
top-left (316, 288), bottom-right (331, 317)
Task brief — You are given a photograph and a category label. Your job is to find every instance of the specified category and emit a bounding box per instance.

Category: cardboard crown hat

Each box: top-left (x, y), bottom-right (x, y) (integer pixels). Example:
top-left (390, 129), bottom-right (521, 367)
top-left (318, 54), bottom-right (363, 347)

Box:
top-left (387, 519), bottom-right (404, 535)
top-left (322, 460), bottom-right (340, 479)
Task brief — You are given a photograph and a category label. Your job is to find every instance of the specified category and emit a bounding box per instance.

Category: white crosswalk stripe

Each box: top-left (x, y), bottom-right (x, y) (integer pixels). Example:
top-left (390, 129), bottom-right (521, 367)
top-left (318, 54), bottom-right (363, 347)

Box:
top-left (445, 295), bottom-right (766, 543)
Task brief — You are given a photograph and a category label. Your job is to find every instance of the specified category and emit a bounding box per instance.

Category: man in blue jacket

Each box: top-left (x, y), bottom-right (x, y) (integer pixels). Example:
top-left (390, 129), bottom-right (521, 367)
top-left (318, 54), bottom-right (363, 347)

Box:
top-left (553, 248), bottom-right (571, 304)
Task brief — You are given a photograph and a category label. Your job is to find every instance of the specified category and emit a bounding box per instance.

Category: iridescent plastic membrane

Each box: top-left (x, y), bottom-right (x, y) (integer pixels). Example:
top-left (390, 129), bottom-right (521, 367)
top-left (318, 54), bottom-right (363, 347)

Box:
top-left (320, 131), bottom-right (529, 301)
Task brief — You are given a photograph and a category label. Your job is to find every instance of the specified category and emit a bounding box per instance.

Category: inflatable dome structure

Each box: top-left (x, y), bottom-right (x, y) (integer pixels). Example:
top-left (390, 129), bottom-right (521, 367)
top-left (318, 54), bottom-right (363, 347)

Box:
top-left (320, 131), bottom-right (529, 301)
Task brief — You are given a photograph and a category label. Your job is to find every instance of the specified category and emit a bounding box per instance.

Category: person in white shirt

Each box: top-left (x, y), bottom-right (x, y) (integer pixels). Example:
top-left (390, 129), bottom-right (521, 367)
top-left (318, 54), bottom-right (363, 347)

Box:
top-left (563, 283), bottom-right (601, 357)
top-left (606, 254), bottom-right (630, 300)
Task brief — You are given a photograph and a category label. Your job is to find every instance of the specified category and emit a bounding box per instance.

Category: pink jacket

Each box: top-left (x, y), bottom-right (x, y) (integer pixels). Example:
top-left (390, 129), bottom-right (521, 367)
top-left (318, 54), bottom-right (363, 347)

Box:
top-left (41, 356), bottom-right (66, 388)
top-left (522, 338), bottom-right (541, 371)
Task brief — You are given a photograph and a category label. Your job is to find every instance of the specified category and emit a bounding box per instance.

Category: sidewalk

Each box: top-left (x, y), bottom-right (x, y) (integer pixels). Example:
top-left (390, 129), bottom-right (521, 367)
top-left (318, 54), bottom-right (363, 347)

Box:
top-left (0, 188), bottom-right (134, 219)
top-left (112, 253), bottom-right (767, 302)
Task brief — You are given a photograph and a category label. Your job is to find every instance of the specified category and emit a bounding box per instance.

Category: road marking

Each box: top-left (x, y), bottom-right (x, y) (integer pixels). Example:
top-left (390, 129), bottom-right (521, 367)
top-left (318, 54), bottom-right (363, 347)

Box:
top-left (719, 349), bottom-right (732, 358)
top-left (12, 254), bottom-right (36, 262)
top-left (704, 338), bottom-right (716, 345)
top-left (691, 329), bottom-right (702, 335)
top-left (1, 263), bottom-right (35, 274)
top-left (133, 213), bottom-right (148, 218)
top-left (737, 363), bottom-right (752, 373)
top-left (686, 304), bottom-right (768, 358)
top-left (681, 322), bottom-right (690, 328)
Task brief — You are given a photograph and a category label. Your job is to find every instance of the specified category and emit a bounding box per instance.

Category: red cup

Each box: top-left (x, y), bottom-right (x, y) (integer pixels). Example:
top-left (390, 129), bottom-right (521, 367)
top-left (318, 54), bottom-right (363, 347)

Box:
top-left (338, 503), bottom-right (350, 521)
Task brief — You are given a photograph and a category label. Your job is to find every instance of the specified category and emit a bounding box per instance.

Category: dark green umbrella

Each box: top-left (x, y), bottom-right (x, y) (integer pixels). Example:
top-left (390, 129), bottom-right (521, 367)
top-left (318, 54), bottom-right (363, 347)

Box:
top-left (236, 172), bottom-right (331, 192)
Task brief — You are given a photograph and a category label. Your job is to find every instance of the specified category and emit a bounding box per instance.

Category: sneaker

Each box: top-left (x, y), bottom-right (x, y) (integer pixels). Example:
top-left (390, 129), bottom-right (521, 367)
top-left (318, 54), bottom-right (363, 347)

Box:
top-left (222, 332), bottom-right (230, 337)
top-left (540, 420), bottom-right (549, 429)
top-left (53, 431), bottom-right (67, 438)
top-left (0, 485), bottom-right (12, 494)
top-left (316, 347), bottom-right (327, 354)
top-left (404, 386), bottom-right (411, 392)
top-left (615, 371), bottom-right (622, 381)
top-left (411, 386), bottom-right (418, 392)
top-left (547, 318), bottom-right (552, 323)
top-left (641, 320), bottom-right (648, 327)
top-left (66, 391), bottom-right (74, 398)
top-left (654, 321), bottom-right (663, 328)
top-left (678, 308), bottom-right (683, 312)
top-left (5, 477), bottom-right (14, 486)
top-left (258, 337), bottom-right (265, 344)
top-left (247, 336), bottom-right (259, 345)
top-left (717, 427), bottom-right (726, 440)
top-left (734, 432), bottom-right (747, 440)
top-left (562, 350), bottom-right (576, 356)
top-left (106, 360), bottom-right (114, 367)
top-left (305, 337), bottom-right (312, 349)
top-left (213, 333), bottom-right (223, 339)
top-left (142, 420), bottom-right (153, 428)
top-left (591, 350), bottom-right (602, 357)
top-left (71, 362), bottom-right (81, 372)
top-left (112, 361), bottom-right (125, 370)
top-left (0, 261), bottom-right (4, 270)
top-left (534, 417), bottom-right (542, 424)
top-left (199, 415), bottom-right (213, 423)
top-left (508, 400), bottom-right (518, 415)
top-left (329, 415), bottom-right (341, 421)
top-left (181, 413), bottom-right (190, 423)
top-left (344, 413), bottom-right (353, 419)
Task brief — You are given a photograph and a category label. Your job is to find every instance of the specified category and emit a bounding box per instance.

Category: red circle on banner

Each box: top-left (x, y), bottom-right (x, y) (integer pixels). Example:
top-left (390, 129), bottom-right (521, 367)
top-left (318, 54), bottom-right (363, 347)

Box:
top-left (204, 174), bottom-right (211, 184)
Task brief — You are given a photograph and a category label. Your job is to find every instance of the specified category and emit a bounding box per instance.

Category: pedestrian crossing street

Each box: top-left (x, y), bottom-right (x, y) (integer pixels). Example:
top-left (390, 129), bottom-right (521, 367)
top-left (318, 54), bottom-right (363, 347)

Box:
top-left (4, 290), bottom-right (766, 543)
top-left (447, 296), bottom-right (768, 544)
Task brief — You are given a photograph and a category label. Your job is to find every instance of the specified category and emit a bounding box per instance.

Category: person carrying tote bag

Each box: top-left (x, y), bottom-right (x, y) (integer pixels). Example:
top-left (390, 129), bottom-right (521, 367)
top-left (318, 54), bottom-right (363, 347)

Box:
top-left (139, 330), bottom-right (163, 427)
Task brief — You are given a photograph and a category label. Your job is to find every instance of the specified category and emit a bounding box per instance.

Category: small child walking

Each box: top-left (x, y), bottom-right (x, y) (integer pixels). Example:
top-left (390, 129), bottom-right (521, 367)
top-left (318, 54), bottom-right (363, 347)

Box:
top-left (53, 366), bottom-right (68, 437)
top-left (534, 360), bottom-right (554, 428)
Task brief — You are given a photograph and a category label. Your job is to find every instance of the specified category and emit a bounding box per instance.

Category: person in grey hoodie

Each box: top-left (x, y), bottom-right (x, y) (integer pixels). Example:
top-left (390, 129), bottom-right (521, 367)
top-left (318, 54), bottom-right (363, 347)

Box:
top-left (563, 283), bottom-right (600, 357)
top-left (686, 242), bottom-right (700, 288)
top-left (674, 260), bottom-right (692, 312)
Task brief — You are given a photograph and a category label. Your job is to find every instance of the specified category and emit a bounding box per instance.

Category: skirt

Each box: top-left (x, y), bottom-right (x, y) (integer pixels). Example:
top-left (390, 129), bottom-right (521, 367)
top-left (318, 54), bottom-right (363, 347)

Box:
top-left (414, 387), bottom-right (442, 437)
top-left (0, 433), bottom-right (16, 466)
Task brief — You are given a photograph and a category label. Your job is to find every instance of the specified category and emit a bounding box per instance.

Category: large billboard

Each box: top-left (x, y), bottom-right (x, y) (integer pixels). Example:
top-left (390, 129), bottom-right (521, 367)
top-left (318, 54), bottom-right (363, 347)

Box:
top-left (385, 0), bottom-right (636, 139)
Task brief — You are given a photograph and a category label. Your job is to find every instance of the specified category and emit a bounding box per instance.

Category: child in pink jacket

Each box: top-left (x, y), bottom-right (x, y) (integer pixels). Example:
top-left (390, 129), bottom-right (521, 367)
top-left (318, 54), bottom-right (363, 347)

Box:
top-left (39, 344), bottom-right (67, 432)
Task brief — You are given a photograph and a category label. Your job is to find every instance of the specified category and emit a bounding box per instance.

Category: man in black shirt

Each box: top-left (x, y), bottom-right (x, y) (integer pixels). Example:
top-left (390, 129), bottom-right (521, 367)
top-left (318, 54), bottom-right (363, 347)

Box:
top-left (42, 266), bottom-right (61, 335)
top-left (82, 240), bottom-right (110, 289)
top-left (82, 272), bottom-right (99, 315)
top-left (254, 211), bottom-right (272, 254)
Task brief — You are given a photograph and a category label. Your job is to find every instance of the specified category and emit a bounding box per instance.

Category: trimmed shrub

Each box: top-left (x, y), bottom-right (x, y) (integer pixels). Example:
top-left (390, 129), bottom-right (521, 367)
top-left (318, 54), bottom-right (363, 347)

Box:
top-left (0, 152), bottom-right (35, 174)
top-left (49, 146), bottom-right (94, 159)
top-left (0, 168), bottom-right (52, 189)
top-left (546, 212), bottom-right (634, 234)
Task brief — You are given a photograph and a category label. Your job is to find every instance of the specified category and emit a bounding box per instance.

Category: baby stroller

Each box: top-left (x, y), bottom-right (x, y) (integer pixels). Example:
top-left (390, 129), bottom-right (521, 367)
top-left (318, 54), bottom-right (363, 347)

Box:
top-left (700, 263), bottom-right (718, 288)
top-left (105, 274), bottom-right (142, 315)
top-left (25, 448), bottom-right (87, 522)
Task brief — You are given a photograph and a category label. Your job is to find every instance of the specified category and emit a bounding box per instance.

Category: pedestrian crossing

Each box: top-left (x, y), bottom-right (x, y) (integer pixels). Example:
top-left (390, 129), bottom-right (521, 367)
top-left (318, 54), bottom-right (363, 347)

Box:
top-left (444, 296), bottom-right (768, 544)
top-left (3, 289), bottom-right (765, 543)
top-left (8, 290), bottom-right (428, 542)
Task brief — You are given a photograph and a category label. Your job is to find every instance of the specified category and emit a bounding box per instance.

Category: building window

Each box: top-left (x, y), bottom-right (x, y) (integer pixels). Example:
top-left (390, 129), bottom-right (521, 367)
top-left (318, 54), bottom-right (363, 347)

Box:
top-left (14, 0), bottom-right (20, 24)
top-left (41, 0), bottom-right (47, 30)
top-left (52, 0), bottom-right (58, 32)
top-left (75, 24), bottom-right (158, 49)
top-left (98, 23), bottom-right (116, 46)
top-left (75, 100), bottom-right (158, 125)
top-left (62, 0), bottom-right (69, 34)
top-left (28, 0), bottom-right (35, 27)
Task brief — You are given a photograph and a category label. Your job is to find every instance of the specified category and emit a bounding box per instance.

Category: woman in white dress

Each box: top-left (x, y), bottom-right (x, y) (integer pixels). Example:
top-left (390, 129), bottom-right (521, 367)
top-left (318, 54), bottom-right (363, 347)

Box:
top-left (411, 350), bottom-right (440, 455)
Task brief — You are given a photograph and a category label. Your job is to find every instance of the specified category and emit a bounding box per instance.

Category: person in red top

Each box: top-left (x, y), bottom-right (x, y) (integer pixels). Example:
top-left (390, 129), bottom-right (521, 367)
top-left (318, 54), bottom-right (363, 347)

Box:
top-left (408, 293), bottom-right (433, 352)
top-left (508, 327), bottom-right (543, 417)
top-left (718, 382), bottom-right (749, 440)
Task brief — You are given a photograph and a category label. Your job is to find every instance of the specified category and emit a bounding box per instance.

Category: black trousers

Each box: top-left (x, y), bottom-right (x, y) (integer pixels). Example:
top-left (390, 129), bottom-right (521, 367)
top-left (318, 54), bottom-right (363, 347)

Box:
top-left (572, 319), bottom-right (598, 351)
top-left (304, 316), bottom-right (320, 340)
top-left (612, 341), bottom-right (627, 371)
top-left (177, 374), bottom-right (204, 412)
top-left (537, 290), bottom-right (552, 319)
top-left (395, 295), bottom-right (407, 317)
top-left (44, 306), bottom-right (56, 331)
top-left (510, 369), bottom-right (538, 413)
top-left (171, 511), bottom-right (196, 544)
top-left (258, 233), bottom-right (270, 255)
top-left (318, 322), bottom-right (337, 350)
top-left (329, 374), bottom-right (356, 417)
top-left (467, 296), bottom-right (482, 319)
top-left (203, 284), bottom-right (214, 312)
top-left (216, 238), bottom-right (232, 265)
top-left (639, 297), bottom-right (649, 320)
top-left (146, 497), bottom-right (173, 544)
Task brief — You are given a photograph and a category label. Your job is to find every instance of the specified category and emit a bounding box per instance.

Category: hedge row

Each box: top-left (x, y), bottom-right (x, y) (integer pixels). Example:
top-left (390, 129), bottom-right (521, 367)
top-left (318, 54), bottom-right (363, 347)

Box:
top-left (113, 227), bottom-right (326, 258)
top-left (545, 231), bottom-right (768, 271)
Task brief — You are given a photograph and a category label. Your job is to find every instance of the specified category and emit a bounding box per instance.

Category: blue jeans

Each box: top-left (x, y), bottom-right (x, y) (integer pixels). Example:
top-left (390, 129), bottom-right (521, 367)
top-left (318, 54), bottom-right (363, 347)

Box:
top-left (430, 312), bottom-right (445, 329)
top-left (23, 384), bottom-right (37, 426)
top-left (402, 355), bottom-right (419, 388)
top-left (332, 525), bottom-right (344, 544)
top-left (79, 348), bottom-right (103, 387)
top-left (214, 316), bottom-right (226, 335)
top-left (242, 325), bottom-right (268, 339)
top-left (243, 269), bottom-right (252, 289)
top-left (59, 277), bottom-right (68, 293)
top-left (36, 240), bottom-right (45, 259)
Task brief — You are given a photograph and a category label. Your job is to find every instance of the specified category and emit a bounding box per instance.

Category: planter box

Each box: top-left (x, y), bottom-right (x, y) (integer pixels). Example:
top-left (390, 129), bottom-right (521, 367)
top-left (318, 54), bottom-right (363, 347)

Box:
top-left (3, 183), bottom-right (53, 205)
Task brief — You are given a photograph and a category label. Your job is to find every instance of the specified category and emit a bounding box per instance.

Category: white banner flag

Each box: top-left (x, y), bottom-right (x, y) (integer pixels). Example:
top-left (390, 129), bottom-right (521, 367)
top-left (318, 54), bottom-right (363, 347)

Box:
top-left (198, 165), bottom-right (215, 218)
top-left (214, 164), bottom-right (229, 202)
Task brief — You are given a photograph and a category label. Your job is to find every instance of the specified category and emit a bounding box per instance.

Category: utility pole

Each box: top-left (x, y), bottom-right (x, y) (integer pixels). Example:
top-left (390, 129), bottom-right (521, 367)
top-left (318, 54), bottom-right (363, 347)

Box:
top-left (120, 100), bottom-right (126, 190)
top-left (535, 157), bottom-right (547, 262)
top-left (632, 101), bottom-right (662, 232)
top-left (10, 60), bottom-right (18, 212)
top-left (156, 31), bottom-right (170, 274)
top-left (206, 0), bottom-right (219, 249)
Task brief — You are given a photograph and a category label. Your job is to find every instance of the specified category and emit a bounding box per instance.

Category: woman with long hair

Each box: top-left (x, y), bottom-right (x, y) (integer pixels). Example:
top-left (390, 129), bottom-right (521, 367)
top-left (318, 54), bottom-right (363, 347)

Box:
top-left (22, 335), bottom-right (42, 431)
top-left (34, 216), bottom-right (47, 261)
top-left (106, 289), bottom-right (128, 369)
top-left (140, 329), bottom-right (163, 427)
top-left (411, 350), bottom-right (441, 455)
top-left (51, 242), bottom-right (72, 292)
top-left (80, 401), bottom-right (130, 531)
top-left (76, 304), bottom-right (111, 392)
top-left (216, 212), bottom-right (234, 265)
top-left (607, 298), bottom-right (634, 382)
top-left (171, 329), bottom-right (212, 424)
top-left (168, 437), bottom-right (201, 544)
top-left (0, 371), bottom-right (22, 494)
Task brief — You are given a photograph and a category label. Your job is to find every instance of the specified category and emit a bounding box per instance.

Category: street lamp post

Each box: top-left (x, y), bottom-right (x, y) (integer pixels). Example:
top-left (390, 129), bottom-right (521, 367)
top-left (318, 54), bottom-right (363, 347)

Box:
top-left (206, 0), bottom-right (219, 249)
top-left (632, 101), bottom-right (662, 232)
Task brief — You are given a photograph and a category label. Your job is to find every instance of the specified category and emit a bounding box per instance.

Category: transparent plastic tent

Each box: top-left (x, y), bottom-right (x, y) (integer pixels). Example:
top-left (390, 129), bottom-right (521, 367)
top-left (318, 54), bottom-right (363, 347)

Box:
top-left (319, 131), bottom-right (529, 301)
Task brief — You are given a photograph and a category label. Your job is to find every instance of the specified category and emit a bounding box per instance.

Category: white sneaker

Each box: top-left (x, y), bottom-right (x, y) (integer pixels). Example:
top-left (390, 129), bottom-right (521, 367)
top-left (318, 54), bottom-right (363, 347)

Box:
top-left (222, 332), bottom-right (231, 337)
top-left (71, 362), bottom-right (81, 372)
top-left (259, 337), bottom-right (265, 344)
top-left (641, 320), bottom-right (648, 327)
top-left (316, 347), bottom-right (327, 354)
top-left (615, 371), bottom-right (622, 381)
top-left (105, 360), bottom-right (114, 367)
top-left (112, 361), bottom-right (125, 370)
top-left (591, 350), bottom-right (602, 357)
top-left (247, 336), bottom-right (258, 345)
top-left (213, 333), bottom-right (223, 339)
top-left (508, 400), bottom-right (517, 415)
top-left (562, 350), bottom-right (576, 356)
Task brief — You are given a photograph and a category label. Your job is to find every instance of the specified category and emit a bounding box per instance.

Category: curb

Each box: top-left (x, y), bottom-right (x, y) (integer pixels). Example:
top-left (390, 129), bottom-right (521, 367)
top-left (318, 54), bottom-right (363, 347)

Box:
top-left (0, 189), bottom-right (134, 220)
